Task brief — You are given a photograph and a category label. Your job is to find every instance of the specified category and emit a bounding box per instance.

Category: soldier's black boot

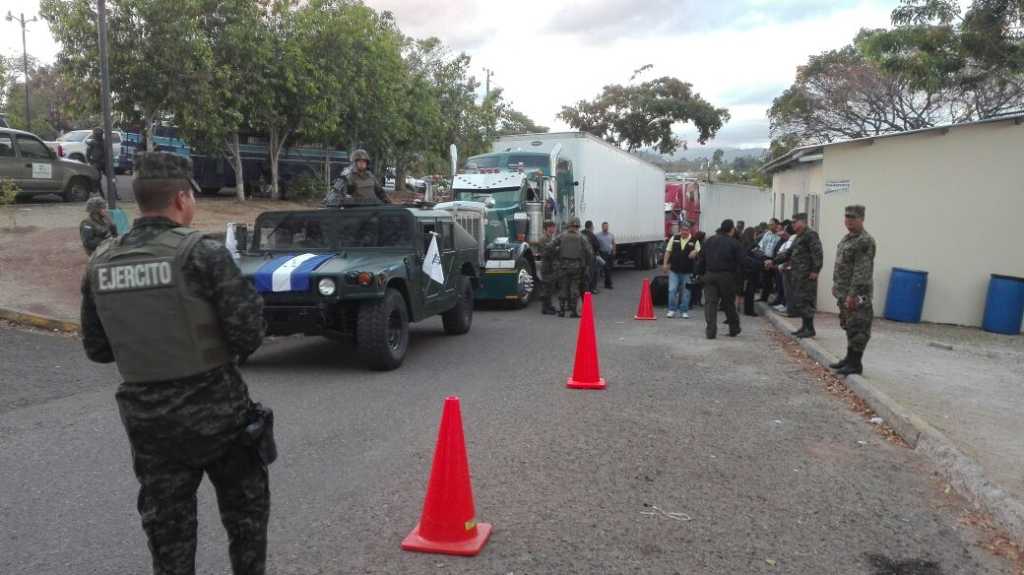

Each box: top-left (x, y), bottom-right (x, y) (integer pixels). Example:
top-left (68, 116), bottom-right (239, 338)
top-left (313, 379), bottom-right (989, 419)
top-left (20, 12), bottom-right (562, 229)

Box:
top-left (836, 351), bottom-right (863, 376)
top-left (791, 317), bottom-right (809, 336)
top-left (829, 348), bottom-right (851, 370)
top-left (557, 300), bottom-right (566, 317)
top-left (796, 317), bottom-right (816, 338)
top-left (541, 298), bottom-right (557, 315)
top-left (569, 303), bottom-right (580, 318)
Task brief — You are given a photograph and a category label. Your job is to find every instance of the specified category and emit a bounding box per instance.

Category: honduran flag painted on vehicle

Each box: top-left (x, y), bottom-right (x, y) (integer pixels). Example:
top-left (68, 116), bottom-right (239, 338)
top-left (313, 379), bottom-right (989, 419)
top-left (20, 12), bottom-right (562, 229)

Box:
top-left (254, 253), bottom-right (335, 293)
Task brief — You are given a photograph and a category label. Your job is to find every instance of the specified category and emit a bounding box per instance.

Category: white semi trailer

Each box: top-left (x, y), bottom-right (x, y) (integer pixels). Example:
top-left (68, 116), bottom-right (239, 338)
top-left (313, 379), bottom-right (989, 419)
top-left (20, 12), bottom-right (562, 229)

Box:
top-left (437, 132), bottom-right (665, 306)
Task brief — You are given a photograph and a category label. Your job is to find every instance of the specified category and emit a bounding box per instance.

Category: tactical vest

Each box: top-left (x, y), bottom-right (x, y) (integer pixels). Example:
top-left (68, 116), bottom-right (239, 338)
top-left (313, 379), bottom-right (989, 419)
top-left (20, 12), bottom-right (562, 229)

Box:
top-left (558, 232), bottom-right (584, 260)
top-left (349, 171), bottom-right (380, 202)
top-left (668, 235), bottom-right (696, 273)
top-left (89, 227), bottom-right (231, 383)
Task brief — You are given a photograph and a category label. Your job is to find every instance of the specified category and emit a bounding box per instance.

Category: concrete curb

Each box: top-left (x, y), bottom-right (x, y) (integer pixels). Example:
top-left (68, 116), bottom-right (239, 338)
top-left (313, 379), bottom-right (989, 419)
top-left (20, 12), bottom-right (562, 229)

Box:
top-left (0, 307), bottom-right (80, 334)
top-left (756, 302), bottom-right (1024, 545)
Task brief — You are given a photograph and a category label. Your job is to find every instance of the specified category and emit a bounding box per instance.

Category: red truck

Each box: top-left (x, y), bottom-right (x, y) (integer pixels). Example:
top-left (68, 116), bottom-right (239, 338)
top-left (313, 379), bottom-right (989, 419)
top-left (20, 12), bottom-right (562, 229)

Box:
top-left (664, 179), bottom-right (700, 236)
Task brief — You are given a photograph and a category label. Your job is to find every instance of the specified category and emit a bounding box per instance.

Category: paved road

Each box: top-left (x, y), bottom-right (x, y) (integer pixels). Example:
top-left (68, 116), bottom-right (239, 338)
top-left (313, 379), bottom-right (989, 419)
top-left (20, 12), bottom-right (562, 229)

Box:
top-left (0, 272), bottom-right (1013, 574)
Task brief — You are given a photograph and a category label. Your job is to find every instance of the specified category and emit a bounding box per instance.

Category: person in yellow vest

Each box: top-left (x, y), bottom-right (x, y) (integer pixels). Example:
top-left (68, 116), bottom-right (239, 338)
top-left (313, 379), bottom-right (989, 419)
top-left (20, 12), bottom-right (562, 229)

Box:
top-left (80, 152), bottom-right (274, 575)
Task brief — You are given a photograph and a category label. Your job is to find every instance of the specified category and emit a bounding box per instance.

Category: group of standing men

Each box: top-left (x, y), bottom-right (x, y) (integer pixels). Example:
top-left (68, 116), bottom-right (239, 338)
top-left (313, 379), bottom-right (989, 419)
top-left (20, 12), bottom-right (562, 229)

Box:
top-left (536, 218), bottom-right (615, 317)
top-left (699, 206), bottom-right (876, 376)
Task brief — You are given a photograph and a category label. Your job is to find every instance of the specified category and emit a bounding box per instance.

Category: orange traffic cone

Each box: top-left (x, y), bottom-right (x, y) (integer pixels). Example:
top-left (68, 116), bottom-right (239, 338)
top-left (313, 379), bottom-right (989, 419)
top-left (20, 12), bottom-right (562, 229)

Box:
top-left (402, 396), bottom-right (492, 556)
top-left (567, 292), bottom-right (607, 390)
top-left (634, 278), bottom-right (656, 320)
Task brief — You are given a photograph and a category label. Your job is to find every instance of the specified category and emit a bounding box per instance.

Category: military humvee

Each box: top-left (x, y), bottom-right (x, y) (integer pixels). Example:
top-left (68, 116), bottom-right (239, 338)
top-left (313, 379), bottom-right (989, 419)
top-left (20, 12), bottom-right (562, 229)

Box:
top-left (236, 205), bottom-right (480, 370)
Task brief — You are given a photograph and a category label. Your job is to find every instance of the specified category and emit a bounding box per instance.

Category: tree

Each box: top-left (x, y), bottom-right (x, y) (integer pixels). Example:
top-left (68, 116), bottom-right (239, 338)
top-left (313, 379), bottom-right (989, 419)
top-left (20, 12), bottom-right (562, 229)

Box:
top-left (711, 148), bottom-right (725, 166)
top-left (860, 0), bottom-right (1024, 119)
top-left (558, 75), bottom-right (729, 154)
top-left (4, 63), bottom-right (77, 139)
top-left (40, 0), bottom-right (211, 151)
top-left (498, 107), bottom-right (549, 136)
top-left (768, 30), bottom-right (989, 148)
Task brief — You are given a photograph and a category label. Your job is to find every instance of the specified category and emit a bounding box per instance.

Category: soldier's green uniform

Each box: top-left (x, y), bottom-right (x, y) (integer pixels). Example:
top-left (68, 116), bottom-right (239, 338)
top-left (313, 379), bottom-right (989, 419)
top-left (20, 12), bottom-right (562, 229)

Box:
top-left (537, 221), bottom-right (558, 315)
top-left (830, 205), bottom-right (876, 375)
top-left (346, 149), bottom-right (389, 204)
top-left (772, 212), bottom-right (823, 337)
top-left (80, 195), bottom-right (118, 255)
top-left (80, 153), bottom-right (271, 575)
top-left (551, 218), bottom-right (592, 317)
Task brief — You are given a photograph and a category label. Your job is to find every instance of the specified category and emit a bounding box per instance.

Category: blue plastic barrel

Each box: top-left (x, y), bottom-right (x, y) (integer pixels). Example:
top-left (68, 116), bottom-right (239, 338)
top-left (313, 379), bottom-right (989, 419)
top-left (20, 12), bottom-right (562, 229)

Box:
top-left (884, 267), bottom-right (928, 323)
top-left (982, 274), bottom-right (1024, 335)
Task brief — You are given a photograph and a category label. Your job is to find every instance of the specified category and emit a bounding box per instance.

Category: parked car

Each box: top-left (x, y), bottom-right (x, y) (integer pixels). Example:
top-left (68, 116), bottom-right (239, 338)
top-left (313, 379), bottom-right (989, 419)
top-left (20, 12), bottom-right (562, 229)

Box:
top-left (0, 127), bottom-right (99, 201)
top-left (46, 129), bottom-right (123, 171)
top-left (0, 114), bottom-right (9, 128)
top-left (235, 205), bottom-right (480, 370)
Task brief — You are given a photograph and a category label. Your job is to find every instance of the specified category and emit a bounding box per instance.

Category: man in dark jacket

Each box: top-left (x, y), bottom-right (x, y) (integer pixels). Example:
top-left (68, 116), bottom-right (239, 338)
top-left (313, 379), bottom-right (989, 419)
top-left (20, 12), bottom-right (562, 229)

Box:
top-left (582, 220), bottom-right (601, 294)
top-left (80, 152), bottom-right (272, 575)
top-left (700, 219), bottom-right (744, 339)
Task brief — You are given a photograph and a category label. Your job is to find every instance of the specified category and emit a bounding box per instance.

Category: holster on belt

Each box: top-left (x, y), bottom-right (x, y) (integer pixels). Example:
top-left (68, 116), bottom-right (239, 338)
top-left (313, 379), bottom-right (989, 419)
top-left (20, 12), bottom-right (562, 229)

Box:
top-left (240, 402), bottom-right (278, 466)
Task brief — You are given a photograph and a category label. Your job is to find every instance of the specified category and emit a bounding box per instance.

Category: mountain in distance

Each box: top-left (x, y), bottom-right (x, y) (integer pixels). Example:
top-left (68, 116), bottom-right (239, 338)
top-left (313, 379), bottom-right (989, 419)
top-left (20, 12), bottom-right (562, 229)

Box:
top-left (668, 146), bottom-right (768, 162)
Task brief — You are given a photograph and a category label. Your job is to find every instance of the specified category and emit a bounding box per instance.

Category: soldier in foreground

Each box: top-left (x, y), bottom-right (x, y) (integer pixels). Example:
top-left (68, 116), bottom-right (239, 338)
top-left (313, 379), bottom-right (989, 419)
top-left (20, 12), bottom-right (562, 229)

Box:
top-left (324, 148), bottom-right (390, 206)
top-left (768, 212), bottom-right (823, 338)
top-left (537, 219), bottom-right (559, 315)
top-left (80, 152), bottom-right (274, 575)
top-left (79, 195), bottom-right (118, 255)
top-left (552, 217), bottom-right (593, 318)
top-left (829, 205), bottom-right (876, 375)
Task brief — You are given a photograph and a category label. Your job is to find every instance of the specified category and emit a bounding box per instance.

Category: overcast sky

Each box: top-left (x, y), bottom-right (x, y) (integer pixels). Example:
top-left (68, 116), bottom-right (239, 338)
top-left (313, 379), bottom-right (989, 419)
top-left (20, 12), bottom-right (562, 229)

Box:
top-left (3, 0), bottom-right (898, 149)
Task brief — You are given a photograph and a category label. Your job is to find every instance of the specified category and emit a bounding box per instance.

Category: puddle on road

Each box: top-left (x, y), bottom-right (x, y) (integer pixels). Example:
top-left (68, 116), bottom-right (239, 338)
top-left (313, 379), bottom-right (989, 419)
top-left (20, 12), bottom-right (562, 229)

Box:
top-left (866, 553), bottom-right (943, 575)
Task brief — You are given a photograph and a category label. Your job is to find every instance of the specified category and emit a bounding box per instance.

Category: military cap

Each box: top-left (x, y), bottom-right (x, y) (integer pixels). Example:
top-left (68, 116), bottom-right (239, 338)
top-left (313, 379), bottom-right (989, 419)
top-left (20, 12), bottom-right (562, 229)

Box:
top-left (543, 219), bottom-right (556, 228)
top-left (568, 216), bottom-right (581, 227)
top-left (134, 152), bottom-right (200, 193)
top-left (845, 205), bottom-right (865, 219)
top-left (85, 195), bottom-right (108, 214)
top-left (792, 212), bottom-right (808, 222)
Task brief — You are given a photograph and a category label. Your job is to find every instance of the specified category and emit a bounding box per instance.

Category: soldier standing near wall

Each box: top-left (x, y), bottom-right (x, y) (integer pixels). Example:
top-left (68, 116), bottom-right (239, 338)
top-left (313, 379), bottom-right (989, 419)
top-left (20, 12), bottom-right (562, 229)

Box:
top-left (768, 212), bottom-right (823, 338)
top-left (829, 205), bottom-right (876, 375)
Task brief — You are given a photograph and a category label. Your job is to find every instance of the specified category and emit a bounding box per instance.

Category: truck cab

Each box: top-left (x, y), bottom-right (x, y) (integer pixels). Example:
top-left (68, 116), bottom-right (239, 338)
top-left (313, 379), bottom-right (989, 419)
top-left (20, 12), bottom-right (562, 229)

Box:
top-left (439, 149), bottom-right (574, 306)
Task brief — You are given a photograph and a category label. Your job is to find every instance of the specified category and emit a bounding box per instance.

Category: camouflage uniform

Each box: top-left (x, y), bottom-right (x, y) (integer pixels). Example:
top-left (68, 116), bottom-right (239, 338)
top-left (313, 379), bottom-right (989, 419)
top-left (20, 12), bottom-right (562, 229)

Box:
top-left (81, 152), bottom-right (270, 575)
top-left (774, 221), bottom-right (823, 320)
top-left (347, 169), bottom-right (389, 204)
top-left (551, 220), bottom-right (592, 317)
top-left (80, 196), bottom-right (118, 255)
top-left (830, 205), bottom-right (876, 375)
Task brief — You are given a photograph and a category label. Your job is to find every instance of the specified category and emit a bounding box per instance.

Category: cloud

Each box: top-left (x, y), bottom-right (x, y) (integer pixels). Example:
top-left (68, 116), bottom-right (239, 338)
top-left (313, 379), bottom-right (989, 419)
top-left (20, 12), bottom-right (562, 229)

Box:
top-left (544, 0), bottom-right (872, 44)
top-left (366, 0), bottom-right (497, 50)
top-left (680, 117), bottom-right (772, 149)
top-left (720, 84), bottom-right (790, 107)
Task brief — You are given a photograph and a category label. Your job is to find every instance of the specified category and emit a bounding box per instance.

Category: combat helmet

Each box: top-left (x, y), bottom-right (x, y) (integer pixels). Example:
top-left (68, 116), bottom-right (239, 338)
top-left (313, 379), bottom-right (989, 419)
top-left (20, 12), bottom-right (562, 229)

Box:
top-left (568, 217), bottom-right (581, 228)
top-left (351, 149), bottom-right (370, 162)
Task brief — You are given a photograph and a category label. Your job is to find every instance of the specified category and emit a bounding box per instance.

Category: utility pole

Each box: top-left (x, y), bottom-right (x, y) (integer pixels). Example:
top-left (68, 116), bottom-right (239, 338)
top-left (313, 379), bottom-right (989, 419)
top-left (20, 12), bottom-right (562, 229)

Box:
top-left (6, 11), bottom-right (38, 133)
top-left (483, 67), bottom-right (493, 98)
top-left (96, 0), bottom-right (117, 207)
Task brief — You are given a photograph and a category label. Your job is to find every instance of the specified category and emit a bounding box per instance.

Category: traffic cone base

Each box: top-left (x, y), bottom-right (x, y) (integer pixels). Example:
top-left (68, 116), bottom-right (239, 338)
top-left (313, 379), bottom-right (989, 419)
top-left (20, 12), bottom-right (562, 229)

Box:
top-left (634, 278), bottom-right (656, 320)
top-left (401, 522), bottom-right (492, 556)
top-left (567, 376), bottom-right (606, 390)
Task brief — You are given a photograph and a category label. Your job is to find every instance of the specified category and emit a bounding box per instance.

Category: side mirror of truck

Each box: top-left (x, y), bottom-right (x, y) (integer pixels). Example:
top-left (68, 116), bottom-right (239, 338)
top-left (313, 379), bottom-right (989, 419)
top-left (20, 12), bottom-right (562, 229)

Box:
top-left (573, 181), bottom-right (579, 186)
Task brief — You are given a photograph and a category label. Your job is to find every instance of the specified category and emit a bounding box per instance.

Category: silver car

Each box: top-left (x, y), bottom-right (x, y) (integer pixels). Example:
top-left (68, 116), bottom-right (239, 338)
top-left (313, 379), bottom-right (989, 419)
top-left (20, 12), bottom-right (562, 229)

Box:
top-left (0, 127), bottom-right (99, 202)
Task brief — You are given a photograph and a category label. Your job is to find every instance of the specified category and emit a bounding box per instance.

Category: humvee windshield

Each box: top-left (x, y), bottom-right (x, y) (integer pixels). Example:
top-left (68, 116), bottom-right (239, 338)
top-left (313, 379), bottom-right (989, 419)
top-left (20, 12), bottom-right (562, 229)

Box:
top-left (254, 210), bottom-right (414, 251)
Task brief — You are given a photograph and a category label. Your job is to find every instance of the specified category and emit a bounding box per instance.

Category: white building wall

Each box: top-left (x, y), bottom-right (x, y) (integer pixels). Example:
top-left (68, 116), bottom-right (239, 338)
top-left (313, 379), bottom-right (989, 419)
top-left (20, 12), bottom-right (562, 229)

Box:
top-left (771, 161), bottom-right (823, 228)
top-left (699, 183), bottom-right (774, 232)
top-left (816, 121), bottom-right (1024, 329)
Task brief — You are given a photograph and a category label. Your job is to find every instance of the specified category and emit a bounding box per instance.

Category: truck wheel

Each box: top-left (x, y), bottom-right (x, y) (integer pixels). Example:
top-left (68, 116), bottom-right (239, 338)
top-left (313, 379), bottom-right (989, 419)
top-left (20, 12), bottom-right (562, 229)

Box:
top-left (63, 177), bottom-right (91, 202)
top-left (512, 258), bottom-right (535, 308)
top-left (356, 288), bottom-right (409, 371)
top-left (441, 275), bottom-right (473, 335)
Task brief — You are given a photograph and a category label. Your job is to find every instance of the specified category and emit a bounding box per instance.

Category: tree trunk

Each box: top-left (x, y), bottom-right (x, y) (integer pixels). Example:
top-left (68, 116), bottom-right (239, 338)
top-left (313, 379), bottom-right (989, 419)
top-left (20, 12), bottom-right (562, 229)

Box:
top-left (144, 115), bottom-right (156, 152)
top-left (231, 132), bottom-right (244, 201)
top-left (395, 159), bottom-right (405, 201)
top-left (269, 127), bottom-right (288, 201)
top-left (323, 145), bottom-right (331, 191)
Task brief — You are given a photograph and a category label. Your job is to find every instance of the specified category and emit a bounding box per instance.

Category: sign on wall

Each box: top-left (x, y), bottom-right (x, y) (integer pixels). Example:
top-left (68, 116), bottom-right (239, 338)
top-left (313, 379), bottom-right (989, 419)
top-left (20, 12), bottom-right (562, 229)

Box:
top-left (825, 179), bottom-right (851, 195)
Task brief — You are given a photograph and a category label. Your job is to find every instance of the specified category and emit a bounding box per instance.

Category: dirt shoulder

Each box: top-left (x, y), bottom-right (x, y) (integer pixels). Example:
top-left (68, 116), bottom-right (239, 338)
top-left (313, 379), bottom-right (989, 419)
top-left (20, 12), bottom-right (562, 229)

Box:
top-left (0, 198), bottom-right (311, 322)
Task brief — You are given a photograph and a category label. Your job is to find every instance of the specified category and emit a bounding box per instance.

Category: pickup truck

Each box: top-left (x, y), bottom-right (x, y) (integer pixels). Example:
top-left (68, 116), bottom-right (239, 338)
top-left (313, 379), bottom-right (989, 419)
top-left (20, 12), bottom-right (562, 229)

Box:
top-left (45, 130), bottom-right (124, 171)
top-left (1, 127), bottom-right (99, 201)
